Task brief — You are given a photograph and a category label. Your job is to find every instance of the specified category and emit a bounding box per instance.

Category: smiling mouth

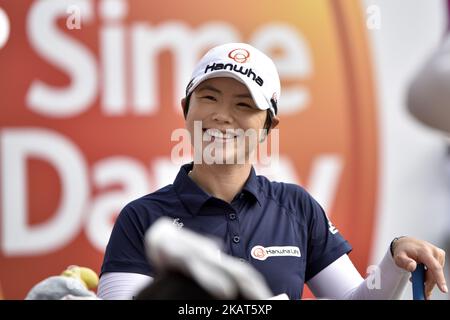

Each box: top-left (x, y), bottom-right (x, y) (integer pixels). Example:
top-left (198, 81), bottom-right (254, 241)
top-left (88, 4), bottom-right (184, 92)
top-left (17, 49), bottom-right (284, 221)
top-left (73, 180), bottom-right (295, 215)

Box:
top-left (202, 128), bottom-right (240, 140)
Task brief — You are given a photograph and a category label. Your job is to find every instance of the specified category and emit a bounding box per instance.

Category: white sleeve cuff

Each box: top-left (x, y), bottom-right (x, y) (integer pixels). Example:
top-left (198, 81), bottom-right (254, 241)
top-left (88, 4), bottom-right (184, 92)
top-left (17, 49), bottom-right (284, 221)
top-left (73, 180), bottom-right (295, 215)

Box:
top-left (307, 249), bottom-right (410, 300)
top-left (348, 249), bottom-right (410, 300)
top-left (97, 272), bottom-right (153, 300)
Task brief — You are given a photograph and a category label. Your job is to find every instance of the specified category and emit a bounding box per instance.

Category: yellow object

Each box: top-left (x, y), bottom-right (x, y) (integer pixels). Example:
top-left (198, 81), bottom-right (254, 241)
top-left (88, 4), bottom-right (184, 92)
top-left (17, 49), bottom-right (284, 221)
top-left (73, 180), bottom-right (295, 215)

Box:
top-left (61, 265), bottom-right (99, 290)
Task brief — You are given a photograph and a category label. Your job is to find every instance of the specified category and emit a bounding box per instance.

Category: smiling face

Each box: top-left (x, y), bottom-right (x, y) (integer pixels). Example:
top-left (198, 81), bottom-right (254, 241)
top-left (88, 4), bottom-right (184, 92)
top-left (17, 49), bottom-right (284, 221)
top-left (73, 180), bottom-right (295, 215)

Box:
top-left (183, 77), bottom-right (270, 165)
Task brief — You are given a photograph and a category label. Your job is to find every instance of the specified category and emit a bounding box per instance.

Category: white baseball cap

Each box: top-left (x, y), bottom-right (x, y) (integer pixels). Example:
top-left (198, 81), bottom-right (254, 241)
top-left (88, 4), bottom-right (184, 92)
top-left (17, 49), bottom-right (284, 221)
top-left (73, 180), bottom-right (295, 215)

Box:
top-left (185, 43), bottom-right (281, 115)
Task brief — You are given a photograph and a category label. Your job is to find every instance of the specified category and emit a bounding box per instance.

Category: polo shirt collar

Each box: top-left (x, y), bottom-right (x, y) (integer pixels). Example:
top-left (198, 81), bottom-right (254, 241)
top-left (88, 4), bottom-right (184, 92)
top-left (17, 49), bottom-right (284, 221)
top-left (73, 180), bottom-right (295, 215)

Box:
top-left (173, 163), bottom-right (262, 216)
top-left (173, 163), bottom-right (210, 216)
top-left (240, 166), bottom-right (262, 207)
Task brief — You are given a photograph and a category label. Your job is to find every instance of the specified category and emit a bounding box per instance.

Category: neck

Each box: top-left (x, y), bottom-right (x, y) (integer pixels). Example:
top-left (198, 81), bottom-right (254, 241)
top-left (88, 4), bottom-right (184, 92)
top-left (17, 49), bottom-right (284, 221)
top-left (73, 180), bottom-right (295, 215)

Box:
top-left (189, 163), bottom-right (252, 203)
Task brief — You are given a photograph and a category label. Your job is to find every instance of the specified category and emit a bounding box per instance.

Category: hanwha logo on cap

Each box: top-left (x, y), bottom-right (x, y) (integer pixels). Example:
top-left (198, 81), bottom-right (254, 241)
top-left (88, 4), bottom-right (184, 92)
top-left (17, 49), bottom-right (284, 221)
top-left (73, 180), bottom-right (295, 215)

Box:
top-left (228, 48), bottom-right (250, 63)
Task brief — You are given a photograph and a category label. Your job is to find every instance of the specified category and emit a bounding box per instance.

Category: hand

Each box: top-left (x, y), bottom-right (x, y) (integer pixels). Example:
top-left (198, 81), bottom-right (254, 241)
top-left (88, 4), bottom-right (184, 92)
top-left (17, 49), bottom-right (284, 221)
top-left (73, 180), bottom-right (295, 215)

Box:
top-left (391, 236), bottom-right (447, 299)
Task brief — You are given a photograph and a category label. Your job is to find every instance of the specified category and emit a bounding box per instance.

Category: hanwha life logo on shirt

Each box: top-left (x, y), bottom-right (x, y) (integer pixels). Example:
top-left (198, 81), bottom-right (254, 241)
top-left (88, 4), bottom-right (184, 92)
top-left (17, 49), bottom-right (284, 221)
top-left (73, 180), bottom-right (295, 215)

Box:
top-left (251, 245), bottom-right (301, 261)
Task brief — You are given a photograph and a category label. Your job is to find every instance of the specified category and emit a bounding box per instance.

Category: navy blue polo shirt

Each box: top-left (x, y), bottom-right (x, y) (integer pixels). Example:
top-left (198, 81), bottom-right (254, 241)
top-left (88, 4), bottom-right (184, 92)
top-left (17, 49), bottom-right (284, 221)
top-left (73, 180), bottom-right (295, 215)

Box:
top-left (101, 163), bottom-right (352, 300)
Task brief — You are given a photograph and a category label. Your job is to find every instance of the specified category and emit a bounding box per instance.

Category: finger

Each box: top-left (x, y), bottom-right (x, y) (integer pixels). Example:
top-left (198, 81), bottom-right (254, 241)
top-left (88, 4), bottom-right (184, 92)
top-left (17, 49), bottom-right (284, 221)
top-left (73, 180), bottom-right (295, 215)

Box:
top-left (420, 253), bottom-right (448, 293)
top-left (432, 248), bottom-right (448, 293)
top-left (394, 251), bottom-right (417, 272)
top-left (434, 248), bottom-right (445, 267)
top-left (424, 269), bottom-right (435, 300)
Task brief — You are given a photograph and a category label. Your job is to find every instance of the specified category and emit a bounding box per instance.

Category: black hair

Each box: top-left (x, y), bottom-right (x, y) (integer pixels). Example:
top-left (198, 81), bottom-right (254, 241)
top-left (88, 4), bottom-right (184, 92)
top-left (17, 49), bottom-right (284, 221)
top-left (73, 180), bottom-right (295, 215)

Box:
top-left (183, 94), bottom-right (274, 132)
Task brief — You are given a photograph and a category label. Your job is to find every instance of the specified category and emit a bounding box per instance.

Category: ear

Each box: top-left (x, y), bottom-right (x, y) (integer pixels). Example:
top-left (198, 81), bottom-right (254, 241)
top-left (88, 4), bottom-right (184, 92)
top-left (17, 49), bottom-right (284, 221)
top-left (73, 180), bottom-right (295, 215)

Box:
top-left (181, 97), bottom-right (187, 118)
top-left (260, 114), bottom-right (280, 142)
top-left (270, 115), bottom-right (280, 129)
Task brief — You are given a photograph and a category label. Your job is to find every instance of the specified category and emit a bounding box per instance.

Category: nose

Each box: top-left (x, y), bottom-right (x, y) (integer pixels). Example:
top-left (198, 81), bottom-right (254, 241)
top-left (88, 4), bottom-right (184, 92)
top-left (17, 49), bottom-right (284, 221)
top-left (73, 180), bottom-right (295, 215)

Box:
top-left (211, 101), bottom-right (233, 124)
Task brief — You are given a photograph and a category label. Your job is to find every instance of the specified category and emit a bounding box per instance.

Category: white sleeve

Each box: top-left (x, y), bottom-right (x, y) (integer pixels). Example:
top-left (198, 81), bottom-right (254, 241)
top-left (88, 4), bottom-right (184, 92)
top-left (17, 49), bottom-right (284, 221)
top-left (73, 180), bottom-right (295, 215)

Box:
top-left (97, 272), bottom-right (153, 300)
top-left (307, 250), bottom-right (410, 300)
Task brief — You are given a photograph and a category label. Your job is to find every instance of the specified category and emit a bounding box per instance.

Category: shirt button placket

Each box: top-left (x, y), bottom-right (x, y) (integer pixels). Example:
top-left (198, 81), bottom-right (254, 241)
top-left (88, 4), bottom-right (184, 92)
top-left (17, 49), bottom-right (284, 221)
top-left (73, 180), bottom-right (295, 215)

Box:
top-left (227, 209), bottom-right (244, 257)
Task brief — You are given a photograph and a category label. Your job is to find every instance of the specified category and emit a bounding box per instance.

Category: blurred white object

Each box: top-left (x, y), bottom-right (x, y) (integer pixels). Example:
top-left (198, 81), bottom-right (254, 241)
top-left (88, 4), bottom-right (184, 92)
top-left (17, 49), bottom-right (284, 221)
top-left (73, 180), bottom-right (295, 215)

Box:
top-left (145, 217), bottom-right (275, 300)
top-left (407, 34), bottom-right (450, 134)
top-left (25, 276), bottom-right (98, 300)
top-left (61, 294), bottom-right (100, 300)
top-left (267, 293), bottom-right (289, 300)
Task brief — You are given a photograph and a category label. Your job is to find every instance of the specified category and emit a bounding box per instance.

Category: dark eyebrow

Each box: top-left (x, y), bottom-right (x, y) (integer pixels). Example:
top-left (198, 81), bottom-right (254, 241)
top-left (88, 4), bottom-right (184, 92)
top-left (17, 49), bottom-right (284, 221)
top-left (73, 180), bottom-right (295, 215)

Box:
top-left (197, 84), bottom-right (252, 99)
top-left (234, 93), bottom-right (252, 99)
top-left (196, 85), bottom-right (222, 94)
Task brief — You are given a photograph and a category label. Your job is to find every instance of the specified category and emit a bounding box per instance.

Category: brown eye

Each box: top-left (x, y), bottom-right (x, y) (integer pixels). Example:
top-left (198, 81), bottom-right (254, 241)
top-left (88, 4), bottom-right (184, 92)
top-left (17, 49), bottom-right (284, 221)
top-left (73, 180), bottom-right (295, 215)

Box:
top-left (237, 103), bottom-right (252, 109)
top-left (202, 95), bottom-right (217, 101)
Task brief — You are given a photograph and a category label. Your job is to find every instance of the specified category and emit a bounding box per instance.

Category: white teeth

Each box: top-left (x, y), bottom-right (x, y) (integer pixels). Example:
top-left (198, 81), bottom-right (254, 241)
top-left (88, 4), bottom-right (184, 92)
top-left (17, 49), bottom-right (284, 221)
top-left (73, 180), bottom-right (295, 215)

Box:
top-left (204, 129), bottom-right (237, 139)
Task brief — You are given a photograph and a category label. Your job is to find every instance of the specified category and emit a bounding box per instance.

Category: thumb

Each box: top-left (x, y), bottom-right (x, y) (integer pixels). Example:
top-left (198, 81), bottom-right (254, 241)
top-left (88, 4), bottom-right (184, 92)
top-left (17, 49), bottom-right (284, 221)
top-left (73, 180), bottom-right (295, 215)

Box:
top-left (394, 252), bottom-right (417, 272)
